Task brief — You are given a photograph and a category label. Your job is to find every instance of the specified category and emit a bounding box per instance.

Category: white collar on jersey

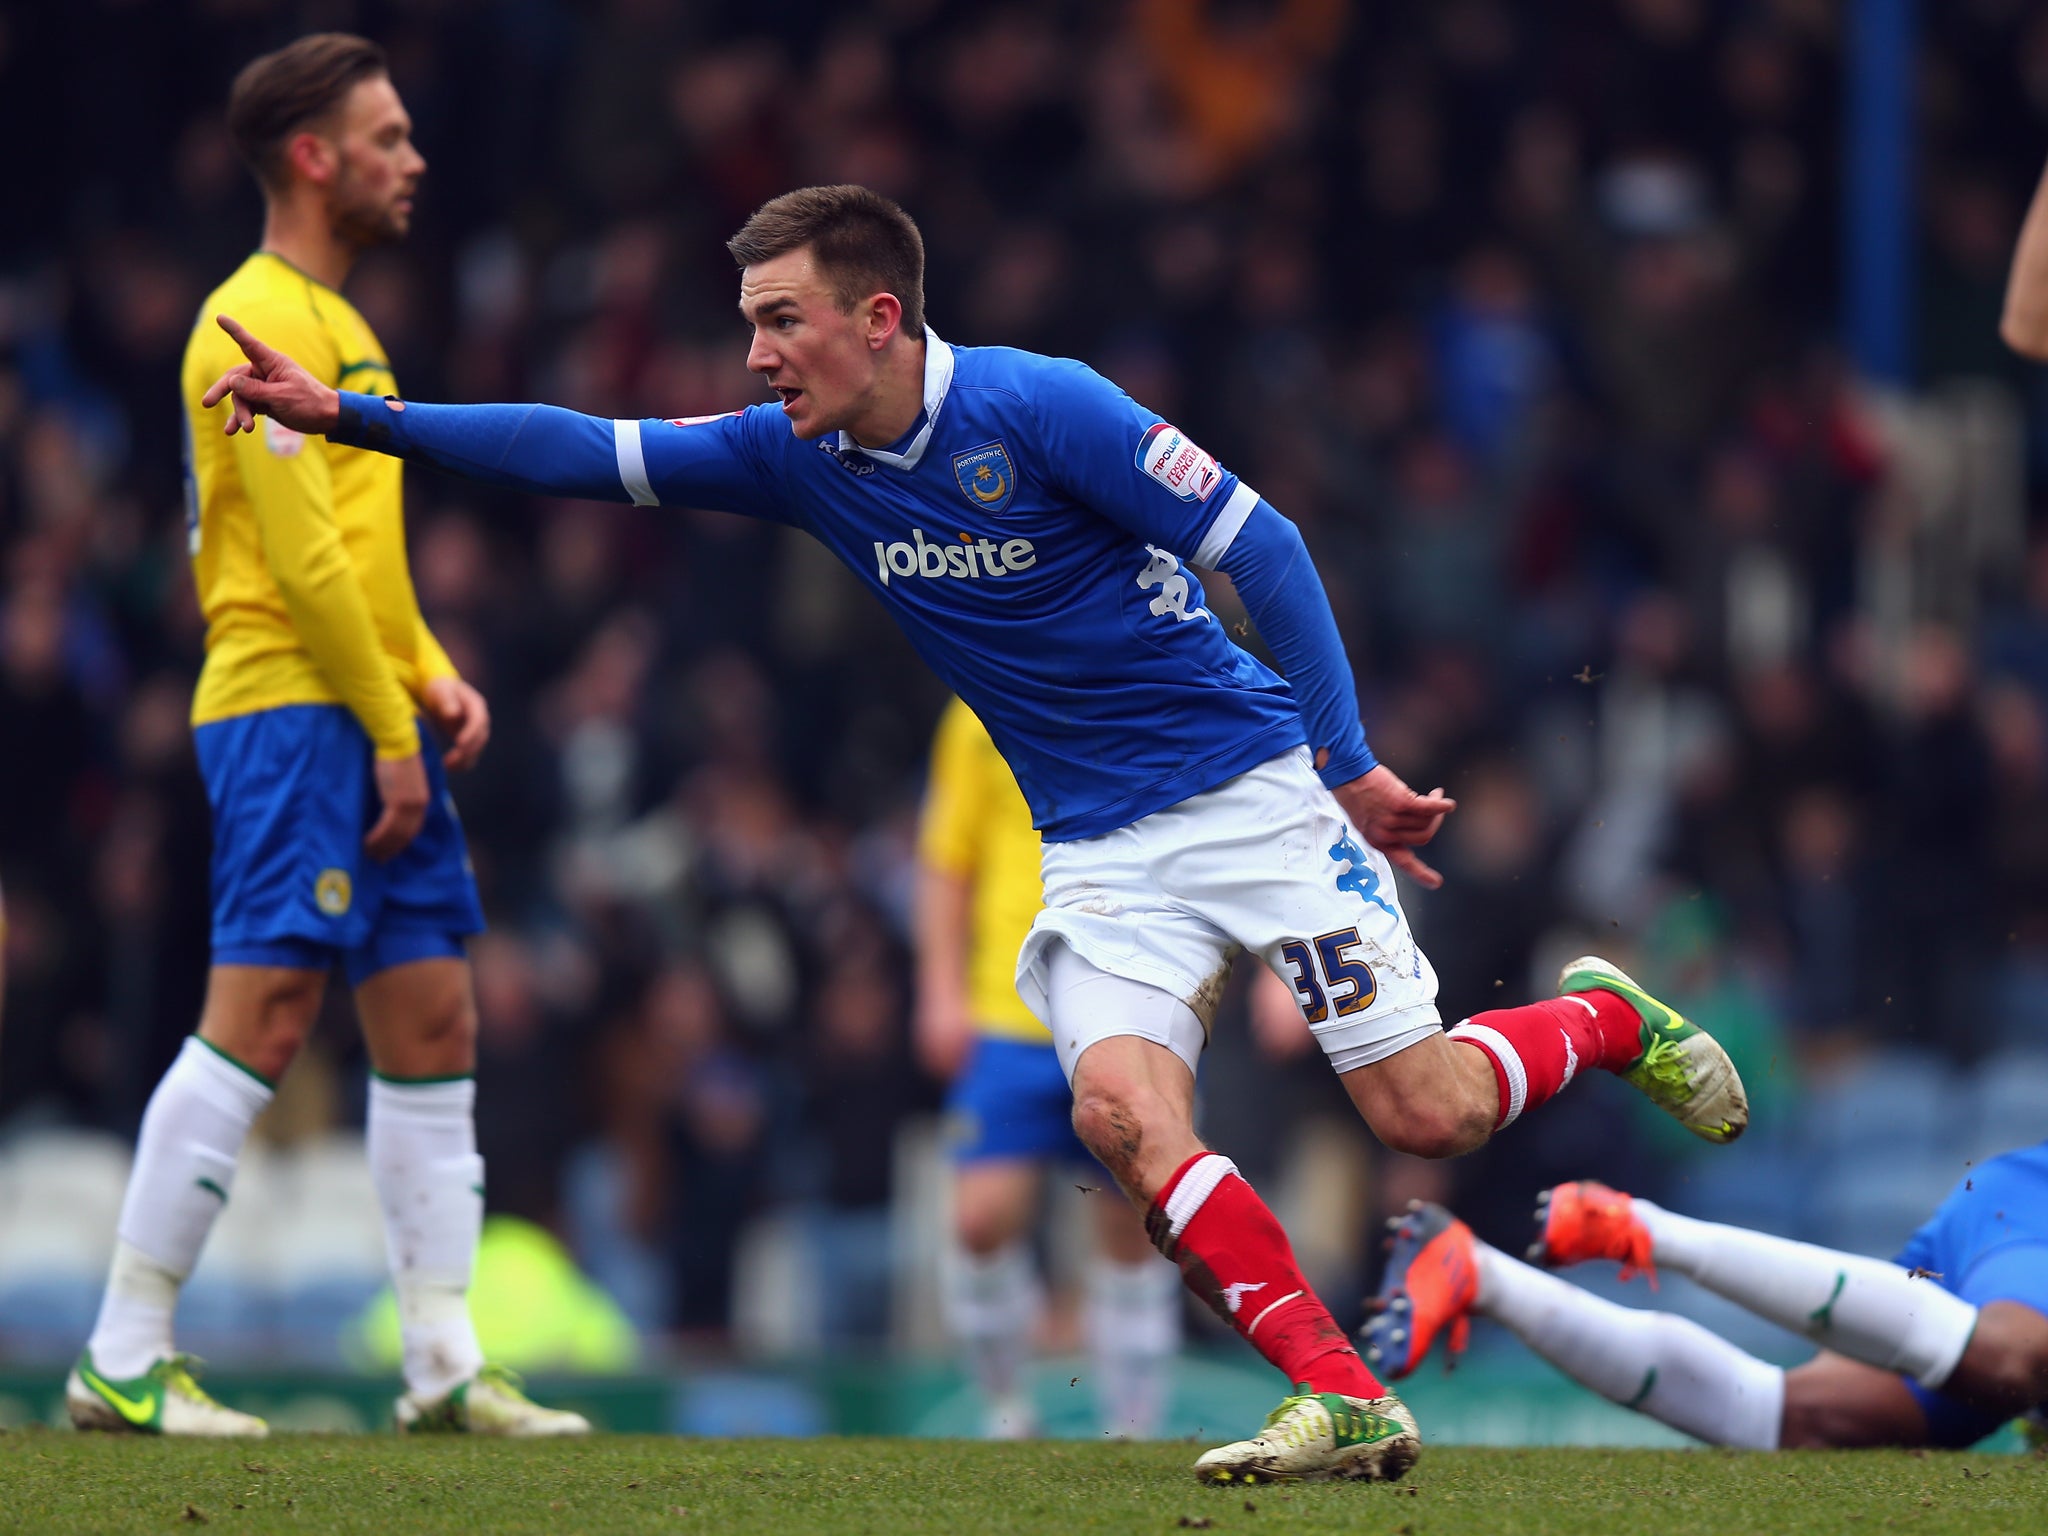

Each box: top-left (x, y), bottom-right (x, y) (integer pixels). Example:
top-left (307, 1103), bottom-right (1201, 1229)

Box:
top-left (835, 329), bottom-right (954, 471)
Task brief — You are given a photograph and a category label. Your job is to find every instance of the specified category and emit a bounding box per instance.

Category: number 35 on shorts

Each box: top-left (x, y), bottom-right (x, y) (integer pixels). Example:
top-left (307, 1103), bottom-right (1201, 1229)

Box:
top-left (1278, 929), bottom-right (1377, 1024)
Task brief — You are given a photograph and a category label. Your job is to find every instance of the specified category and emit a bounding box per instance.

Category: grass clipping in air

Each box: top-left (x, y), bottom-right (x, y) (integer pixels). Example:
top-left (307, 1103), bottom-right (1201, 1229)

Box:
top-left (0, 1435), bottom-right (2041, 1535)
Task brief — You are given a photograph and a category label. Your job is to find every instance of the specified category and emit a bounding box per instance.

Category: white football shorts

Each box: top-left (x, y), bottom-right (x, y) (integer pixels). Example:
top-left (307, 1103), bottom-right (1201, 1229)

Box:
top-left (1017, 746), bottom-right (1442, 1080)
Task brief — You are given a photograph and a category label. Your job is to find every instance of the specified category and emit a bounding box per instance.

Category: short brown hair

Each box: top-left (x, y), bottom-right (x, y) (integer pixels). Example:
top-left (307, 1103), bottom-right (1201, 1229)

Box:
top-left (728, 186), bottom-right (926, 338)
top-left (227, 33), bottom-right (388, 188)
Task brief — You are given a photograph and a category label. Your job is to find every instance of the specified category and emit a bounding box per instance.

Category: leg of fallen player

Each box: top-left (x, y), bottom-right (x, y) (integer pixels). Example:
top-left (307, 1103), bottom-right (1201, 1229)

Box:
top-left (1780, 1352), bottom-right (1936, 1448)
top-left (1058, 955), bottom-right (1418, 1483)
top-left (1373, 1202), bottom-right (2040, 1450)
top-left (1368, 1204), bottom-right (1796, 1449)
top-left (1372, 1194), bottom-right (2048, 1452)
top-left (1945, 1300), bottom-right (2048, 1418)
top-left (1549, 1184), bottom-right (1983, 1388)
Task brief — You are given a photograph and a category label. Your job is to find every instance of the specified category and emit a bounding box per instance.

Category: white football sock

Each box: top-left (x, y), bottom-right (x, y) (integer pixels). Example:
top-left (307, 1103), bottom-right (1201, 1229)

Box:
top-left (1474, 1240), bottom-right (1784, 1448)
top-left (943, 1242), bottom-right (1040, 1429)
top-left (1632, 1199), bottom-right (1977, 1387)
top-left (367, 1075), bottom-right (486, 1400)
top-left (88, 1037), bottom-right (273, 1378)
top-left (1085, 1254), bottom-right (1182, 1438)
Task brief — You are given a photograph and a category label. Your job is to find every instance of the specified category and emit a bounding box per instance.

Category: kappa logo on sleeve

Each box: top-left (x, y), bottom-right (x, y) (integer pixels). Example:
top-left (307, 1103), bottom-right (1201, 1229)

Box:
top-left (1136, 546), bottom-right (1210, 623)
top-left (1136, 422), bottom-right (1221, 503)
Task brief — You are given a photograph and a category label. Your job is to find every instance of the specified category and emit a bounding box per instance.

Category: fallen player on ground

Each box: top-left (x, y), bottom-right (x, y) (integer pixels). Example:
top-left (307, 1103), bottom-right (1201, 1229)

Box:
top-left (1364, 1140), bottom-right (2048, 1448)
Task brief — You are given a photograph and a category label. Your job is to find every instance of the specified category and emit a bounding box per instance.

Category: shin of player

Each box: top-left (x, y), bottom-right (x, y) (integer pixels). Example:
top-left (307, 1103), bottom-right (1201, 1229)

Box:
top-left (1374, 1169), bottom-right (2048, 1453)
top-left (358, 954), bottom-right (487, 1404)
top-left (1475, 1239), bottom-right (1787, 1447)
top-left (1055, 950), bottom-right (1384, 1404)
top-left (922, 697), bottom-right (1182, 1438)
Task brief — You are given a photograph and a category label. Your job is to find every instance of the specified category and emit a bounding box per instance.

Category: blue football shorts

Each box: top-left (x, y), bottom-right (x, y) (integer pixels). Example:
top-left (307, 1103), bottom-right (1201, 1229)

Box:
top-left (194, 703), bottom-right (484, 987)
top-left (947, 1033), bottom-right (1107, 1176)
top-left (1891, 1141), bottom-right (2048, 1446)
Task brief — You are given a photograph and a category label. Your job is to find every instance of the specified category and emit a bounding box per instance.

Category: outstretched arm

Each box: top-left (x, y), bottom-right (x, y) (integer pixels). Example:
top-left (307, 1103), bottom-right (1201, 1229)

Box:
top-left (202, 315), bottom-right (772, 513)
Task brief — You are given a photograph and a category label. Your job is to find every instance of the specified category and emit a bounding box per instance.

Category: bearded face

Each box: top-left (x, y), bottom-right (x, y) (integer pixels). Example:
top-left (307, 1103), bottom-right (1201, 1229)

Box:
top-left (318, 73), bottom-right (424, 250)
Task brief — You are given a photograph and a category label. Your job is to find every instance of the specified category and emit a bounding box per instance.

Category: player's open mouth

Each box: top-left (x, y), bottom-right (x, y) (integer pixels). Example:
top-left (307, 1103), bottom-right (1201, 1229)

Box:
top-left (775, 387), bottom-right (804, 411)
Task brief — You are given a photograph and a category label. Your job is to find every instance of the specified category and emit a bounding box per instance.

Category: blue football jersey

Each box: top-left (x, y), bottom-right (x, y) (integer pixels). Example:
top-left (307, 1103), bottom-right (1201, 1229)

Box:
top-left (333, 334), bottom-right (1377, 840)
top-left (608, 337), bottom-right (1310, 839)
top-left (1895, 1138), bottom-right (2048, 1304)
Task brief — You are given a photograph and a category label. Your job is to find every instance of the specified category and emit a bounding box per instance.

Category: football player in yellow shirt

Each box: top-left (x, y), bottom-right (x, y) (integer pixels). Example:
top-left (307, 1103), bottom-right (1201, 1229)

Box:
top-left (70, 34), bottom-right (582, 1439)
top-left (917, 698), bottom-right (1183, 1437)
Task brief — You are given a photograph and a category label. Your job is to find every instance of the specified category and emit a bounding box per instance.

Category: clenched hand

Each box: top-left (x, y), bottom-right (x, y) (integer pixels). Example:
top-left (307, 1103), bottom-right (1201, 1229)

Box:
top-left (1331, 765), bottom-right (1456, 889)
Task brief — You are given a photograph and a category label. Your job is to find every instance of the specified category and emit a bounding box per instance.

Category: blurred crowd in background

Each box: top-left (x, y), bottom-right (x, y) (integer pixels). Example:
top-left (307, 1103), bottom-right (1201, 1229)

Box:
top-left (6, 0), bottom-right (2048, 1367)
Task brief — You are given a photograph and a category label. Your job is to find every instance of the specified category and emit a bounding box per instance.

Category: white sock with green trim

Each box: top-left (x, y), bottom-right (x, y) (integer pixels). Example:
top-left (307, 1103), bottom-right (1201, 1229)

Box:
top-left (367, 1075), bottom-right (486, 1401)
top-left (1474, 1239), bottom-right (1785, 1449)
top-left (87, 1035), bottom-right (274, 1378)
top-left (1086, 1254), bottom-right (1181, 1438)
top-left (1631, 1199), bottom-right (1978, 1386)
top-left (943, 1242), bottom-right (1040, 1431)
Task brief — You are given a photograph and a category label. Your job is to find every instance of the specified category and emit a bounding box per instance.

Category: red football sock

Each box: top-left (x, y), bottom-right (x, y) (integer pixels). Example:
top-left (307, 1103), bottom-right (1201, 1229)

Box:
top-left (1147, 1152), bottom-right (1384, 1399)
top-left (1447, 991), bottom-right (1642, 1129)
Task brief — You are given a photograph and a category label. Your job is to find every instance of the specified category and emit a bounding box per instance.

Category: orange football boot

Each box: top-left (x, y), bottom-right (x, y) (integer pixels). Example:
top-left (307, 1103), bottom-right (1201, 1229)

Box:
top-left (1361, 1202), bottom-right (1478, 1380)
top-left (1528, 1180), bottom-right (1657, 1286)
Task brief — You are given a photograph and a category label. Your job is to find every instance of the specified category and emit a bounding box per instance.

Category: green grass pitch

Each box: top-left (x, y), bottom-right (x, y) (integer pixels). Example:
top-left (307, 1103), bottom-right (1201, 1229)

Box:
top-left (1, 1436), bottom-right (2042, 1536)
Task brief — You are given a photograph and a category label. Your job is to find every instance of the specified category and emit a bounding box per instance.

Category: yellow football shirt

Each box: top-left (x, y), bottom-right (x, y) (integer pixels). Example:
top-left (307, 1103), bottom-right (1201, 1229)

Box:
top-left (181, 251), bottom-right (455, 759)
top-left (918, 697), bottom-right (1047, 1040)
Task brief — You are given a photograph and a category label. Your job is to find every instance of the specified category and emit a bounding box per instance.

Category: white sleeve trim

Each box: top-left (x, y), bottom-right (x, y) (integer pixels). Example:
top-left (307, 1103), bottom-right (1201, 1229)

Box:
top-left (1190, 481), bottom-right (1259, 568)
top-left (613, 418), bottom-right (657, 507)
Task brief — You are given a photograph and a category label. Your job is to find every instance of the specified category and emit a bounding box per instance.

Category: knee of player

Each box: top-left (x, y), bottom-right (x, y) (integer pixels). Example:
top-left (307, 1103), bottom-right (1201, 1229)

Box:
top-left (1775, 1397), bottom-right (1831, 1450)
top-left (1775, 1371), bottom-right (1850, 1449)
top-left (204, 979), bottom-right (321, 1081)
top-left (235, 1032), bottom-right (306, 1085)
top-left (955, 1201), bottom-right (1019, 1257)
top-left (1070, 1086), bottom-right (1155, 1176)
top-left (1960, 1339), bottom-right (2048, 1411)
top-left (1953, 1303), bottom-right (2048, 1412)
top-left (1371, 1096), bottom-right (1492, 1160)
top-left (413, 986), bottom-right (480, 1056)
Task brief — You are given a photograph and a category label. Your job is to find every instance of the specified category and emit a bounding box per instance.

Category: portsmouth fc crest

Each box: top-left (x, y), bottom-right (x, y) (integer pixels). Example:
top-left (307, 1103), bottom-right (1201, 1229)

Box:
top-left (315, 868), bottom-right (354, 917)
top-left (951, 441), bottom-right (1017, 514)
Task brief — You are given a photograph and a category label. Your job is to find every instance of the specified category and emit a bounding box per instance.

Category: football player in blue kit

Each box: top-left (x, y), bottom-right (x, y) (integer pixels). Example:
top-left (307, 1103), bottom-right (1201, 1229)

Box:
top-left (200, 184), bottom-right (1751, 1483)
top-left (1366, 1141), bottom-right (2048, 1450)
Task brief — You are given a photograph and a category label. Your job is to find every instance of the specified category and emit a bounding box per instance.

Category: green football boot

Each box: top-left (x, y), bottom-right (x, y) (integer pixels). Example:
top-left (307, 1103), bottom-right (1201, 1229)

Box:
top-left (395, 1364), bottom-right (590, 1436)
top-left (66, 1351), bottom-right (268, 1437)
top-left (1559, 954), bottom-right (1748, 1143)
top-left (1193, 1385), bottom-right (1420, 1484)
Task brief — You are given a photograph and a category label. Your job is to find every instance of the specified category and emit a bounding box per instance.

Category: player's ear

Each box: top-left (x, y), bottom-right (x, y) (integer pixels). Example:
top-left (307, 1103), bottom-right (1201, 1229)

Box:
top-left (867, 292), bottom-right (903, 351)
top-left (284, 128), bottom-right (338, 189)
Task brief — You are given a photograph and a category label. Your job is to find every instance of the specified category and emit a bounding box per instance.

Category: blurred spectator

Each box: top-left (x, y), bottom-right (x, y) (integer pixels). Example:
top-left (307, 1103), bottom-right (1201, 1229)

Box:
top-left (0, 568), bottom-right (96, 878)
top-left (803, 935), bottom-right (937, 1348)
top-left (1866, 625), bottom-right (1997, 1053)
